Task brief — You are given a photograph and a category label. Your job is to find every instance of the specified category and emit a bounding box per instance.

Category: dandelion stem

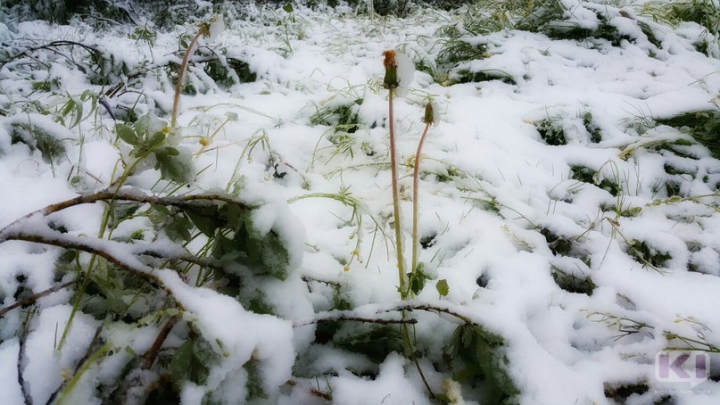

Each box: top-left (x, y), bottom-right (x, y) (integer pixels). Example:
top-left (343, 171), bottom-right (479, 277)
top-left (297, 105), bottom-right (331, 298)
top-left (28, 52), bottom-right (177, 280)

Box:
top-left (388, 89), bottom-right (407, 297)
top-left (171, 30), bottom-right (204, 130)
top-left (411, 122), bottom-right (431, 281)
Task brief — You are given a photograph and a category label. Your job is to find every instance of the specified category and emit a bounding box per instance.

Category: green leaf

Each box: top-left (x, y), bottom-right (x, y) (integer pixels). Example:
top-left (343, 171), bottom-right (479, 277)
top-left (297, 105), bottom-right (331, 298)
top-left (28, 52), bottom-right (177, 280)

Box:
top-left (147, 131), bottom-right (165, 148)
top-left (244, 358), bottom-right (269, 400)
top-left (436, 279), bottom-right (449, 297)
top-left (409, 262), bottom-right (430, 295)
top-left (184, 205), bottom-right (220, 237)
top-left (154, 146), bottom-right (193, 183)
top-left (169, 337), bottom-right (214, 385)
top-left (116, 124), bottom-right (140, 145)
top-left (282, 2), bottom-right (293, 13)
top-left (165, 214), bottom-right (193, 242)
top-left (169, 340), bottom-right (195, 383)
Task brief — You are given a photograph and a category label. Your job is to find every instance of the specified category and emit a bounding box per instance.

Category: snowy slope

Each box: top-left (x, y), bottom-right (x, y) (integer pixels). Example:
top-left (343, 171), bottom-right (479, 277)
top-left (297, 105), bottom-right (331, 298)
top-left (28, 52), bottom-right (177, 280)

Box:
top-left (0, 1), bottom-right (719, 404)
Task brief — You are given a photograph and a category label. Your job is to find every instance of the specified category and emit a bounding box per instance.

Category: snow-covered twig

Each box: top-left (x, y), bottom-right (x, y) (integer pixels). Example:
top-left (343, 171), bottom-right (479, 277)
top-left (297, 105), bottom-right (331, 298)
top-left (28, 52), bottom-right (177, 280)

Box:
top-left (0, 280), bottom-right (77, 317)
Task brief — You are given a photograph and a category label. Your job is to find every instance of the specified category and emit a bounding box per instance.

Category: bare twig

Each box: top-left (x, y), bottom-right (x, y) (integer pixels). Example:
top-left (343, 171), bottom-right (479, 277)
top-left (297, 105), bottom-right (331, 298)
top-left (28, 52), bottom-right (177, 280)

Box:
top-left (391, 303), bottom-right (472, 324)
top-left (0, 280), bottom-right (78, 317)
top-left (294, 313), bottom-right (417, 327)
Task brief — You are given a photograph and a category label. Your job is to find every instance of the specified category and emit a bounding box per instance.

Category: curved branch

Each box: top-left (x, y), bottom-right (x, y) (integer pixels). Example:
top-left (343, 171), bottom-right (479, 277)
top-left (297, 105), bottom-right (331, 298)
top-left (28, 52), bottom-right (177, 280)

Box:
top-left (294, 302), bottom-right (474, 328)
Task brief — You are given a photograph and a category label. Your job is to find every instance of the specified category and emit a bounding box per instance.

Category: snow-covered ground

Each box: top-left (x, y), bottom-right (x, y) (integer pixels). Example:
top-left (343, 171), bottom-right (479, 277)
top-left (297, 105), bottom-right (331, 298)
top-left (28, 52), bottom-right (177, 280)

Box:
top-left (1, 1), bottom-right (719, 404)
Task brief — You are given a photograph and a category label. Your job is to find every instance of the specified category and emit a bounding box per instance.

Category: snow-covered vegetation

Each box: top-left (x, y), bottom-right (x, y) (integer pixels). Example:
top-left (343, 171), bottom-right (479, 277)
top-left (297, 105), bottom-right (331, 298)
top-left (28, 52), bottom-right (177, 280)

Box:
top-left (0, 0), bottom-right (719, 403)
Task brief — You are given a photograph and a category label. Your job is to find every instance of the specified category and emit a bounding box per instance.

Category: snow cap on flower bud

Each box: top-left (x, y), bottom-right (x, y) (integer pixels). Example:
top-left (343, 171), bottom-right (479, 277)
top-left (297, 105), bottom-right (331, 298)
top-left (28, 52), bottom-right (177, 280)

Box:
top-left (198, 16), bottom-right (224, 41)
top-left (209, 16), bottom-right (225, 41)
top-left (383, 50), bottom-right (415, 97)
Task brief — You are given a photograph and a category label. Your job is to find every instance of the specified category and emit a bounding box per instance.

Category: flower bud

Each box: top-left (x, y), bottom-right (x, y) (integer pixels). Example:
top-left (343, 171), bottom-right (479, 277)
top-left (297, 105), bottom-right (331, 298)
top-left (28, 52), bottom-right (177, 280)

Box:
top-left (383, 50), bottom-right (399, 90)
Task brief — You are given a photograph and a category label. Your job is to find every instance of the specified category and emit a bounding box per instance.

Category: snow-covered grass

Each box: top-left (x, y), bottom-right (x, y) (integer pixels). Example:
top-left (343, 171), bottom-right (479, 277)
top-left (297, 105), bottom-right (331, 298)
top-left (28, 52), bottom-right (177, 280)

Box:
top-left (1, 0), bottom-right (720, 404)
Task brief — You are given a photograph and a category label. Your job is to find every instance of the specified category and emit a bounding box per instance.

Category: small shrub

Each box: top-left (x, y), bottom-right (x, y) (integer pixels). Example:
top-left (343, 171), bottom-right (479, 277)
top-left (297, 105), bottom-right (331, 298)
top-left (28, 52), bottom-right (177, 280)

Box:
top-left (626, 240), bottom-right (672, 269)
top-left (445, 325), bottom-right (520, 404)
top-left (541, 228), bottom-right (573, 256)
top-left (571, 165), bottom-right (620, 196)
top-left (452, 69), bottom-right (517, 85)
top-left (310, 99), bottom-right (363, 133)
top-left (656, 110), bottom-right (720, 159)
top-left (203, 56), bottom-right (257, 89)
top-left (551, 266), bottom-right (596, 295)
top-left (583, 112), bottom-right (602, 143)
top-left (536, 118), bottom-right (567, 146)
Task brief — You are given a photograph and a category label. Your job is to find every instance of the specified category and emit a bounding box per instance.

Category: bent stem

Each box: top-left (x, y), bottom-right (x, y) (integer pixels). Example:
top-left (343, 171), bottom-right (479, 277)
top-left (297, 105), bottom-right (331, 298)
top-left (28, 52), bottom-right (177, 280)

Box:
top-left (171, 30), bottom-right (204, 130)
top-left (411, 121), bottom-right (431, 285)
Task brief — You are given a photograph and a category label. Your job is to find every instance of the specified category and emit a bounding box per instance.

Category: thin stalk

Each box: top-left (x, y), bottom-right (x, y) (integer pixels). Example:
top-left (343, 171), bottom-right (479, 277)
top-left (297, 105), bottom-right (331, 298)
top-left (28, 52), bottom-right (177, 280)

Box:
top-left (411, 122), bottom-right (431, 280)
top-left (56, 342), bottom-right (111, 405)
top-left (388, 89), bottom-right (407, 298)
top-left (171, 30), bottom-right (204, 130)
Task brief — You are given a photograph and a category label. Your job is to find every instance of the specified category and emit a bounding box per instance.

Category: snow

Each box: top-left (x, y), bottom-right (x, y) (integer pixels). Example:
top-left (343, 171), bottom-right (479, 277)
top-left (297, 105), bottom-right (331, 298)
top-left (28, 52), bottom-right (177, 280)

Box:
top-left (0, 0), bottom-right (719, 404)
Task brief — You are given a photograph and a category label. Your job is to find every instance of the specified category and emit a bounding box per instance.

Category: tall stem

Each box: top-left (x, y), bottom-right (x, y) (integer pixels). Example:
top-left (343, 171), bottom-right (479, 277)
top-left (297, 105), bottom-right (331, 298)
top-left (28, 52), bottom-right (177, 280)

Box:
top-left (388, 90), bottom-right (407, 298)
top-left (411, 123), bottom-right (431, 279)
top-left (171, 31), bottom-right (203, 130)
